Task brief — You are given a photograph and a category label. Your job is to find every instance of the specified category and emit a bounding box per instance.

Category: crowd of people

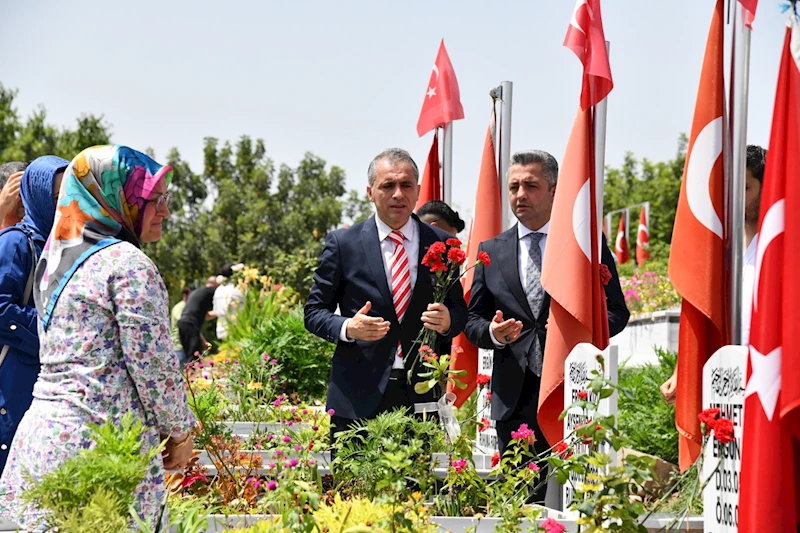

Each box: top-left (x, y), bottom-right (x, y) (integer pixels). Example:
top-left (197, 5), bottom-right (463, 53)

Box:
top-left (0, 139), bottom-right (762, 530)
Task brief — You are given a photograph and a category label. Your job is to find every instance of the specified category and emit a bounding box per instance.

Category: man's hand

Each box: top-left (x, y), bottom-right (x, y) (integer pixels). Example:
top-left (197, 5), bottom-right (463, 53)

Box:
top-left (490, 310), bottom-right (523, 345)
top-left (0, 172), bottom-right (23, 225)
top-left (421, 303), bottom-right (451, 334)
top-left (346, 301), bottom-right (390, 341)
top-left (660, 368), bottom-right (678, 405)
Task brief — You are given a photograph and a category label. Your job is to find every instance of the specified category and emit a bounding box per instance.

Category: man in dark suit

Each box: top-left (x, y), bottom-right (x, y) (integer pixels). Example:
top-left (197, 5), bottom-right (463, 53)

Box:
top-left (465, 150), bottom-right (629, 463)
top-left (305, 148), bottom-right (468, 443)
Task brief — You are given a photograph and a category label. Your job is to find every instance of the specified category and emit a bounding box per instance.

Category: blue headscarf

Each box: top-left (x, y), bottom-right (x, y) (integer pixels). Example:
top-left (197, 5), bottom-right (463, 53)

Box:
top-left (20, 155), bottom-right (70, 241)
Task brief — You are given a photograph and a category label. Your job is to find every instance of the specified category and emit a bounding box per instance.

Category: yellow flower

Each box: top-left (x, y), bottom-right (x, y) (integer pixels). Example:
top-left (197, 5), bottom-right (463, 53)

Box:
top-left (194, 378), bottom-right (212, 391)
top-left (247, 381), bottom-right (263, 390)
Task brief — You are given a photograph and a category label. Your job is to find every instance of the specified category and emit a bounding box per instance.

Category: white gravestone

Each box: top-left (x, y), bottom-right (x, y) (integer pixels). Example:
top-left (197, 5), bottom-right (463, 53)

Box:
top-left (562, 343), bottom-right (618, 506)
top-left (702, 345), bottom-right (747, 533)
top-left (475, 348), bottom-right (499, 453)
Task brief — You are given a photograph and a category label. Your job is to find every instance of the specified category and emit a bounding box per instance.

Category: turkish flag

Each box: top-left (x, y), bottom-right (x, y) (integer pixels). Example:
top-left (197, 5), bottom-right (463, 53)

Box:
top-left (449, 109), bottom-right (502, 407)
top-left (415, 133), bottom-right (441, 211)
top-left (614, 213), bottom-right (630, 264)
top-left (416, 40), bottom-right (465, 137)
top-left (636, 206), bottom-right (650, 268)
top-left (738, 0), bottom-right (758, 28)
top-left (668, 0), bottom-right (728, 472)
top-left (739, 14), bottom-right (800, 533)
top-left (564, 0), bottom-right (614, 111)
top-left (539, 106), bottom-right (610, 444)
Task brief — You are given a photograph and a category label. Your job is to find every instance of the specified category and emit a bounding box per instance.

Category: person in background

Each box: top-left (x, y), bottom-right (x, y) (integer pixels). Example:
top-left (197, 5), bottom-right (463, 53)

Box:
top-left (213, 263), bottom-right (245, 341)
top-left (0, 145), bottom-right (195, 530)
top-left (417, 199), bottom-right (466, 237)
top-left (0, 156), bottom-right (68, 475)
top-left (178, 276), bottom-right (219, 362)
top-left (659, 144), bottom-right (767, 404)
top-left (0, 162), bottom-right (28, 230)
top-left (170, 285), bottom-right (195, 367)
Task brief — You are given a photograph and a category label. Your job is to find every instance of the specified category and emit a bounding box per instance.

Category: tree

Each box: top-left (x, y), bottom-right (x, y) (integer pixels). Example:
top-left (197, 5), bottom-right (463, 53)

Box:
top-left (603, 134), bottom-right (686, 255)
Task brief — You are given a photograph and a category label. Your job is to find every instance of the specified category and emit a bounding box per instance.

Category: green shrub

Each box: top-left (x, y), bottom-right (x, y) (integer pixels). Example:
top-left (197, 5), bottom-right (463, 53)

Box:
top-left (234, 308), bottom-right (333, 400)
top-left (618, 349), bottom-right (678, 465)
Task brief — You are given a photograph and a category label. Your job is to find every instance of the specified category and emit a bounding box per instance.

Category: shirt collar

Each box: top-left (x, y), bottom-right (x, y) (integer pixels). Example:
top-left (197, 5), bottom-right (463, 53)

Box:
top-left (518, 220), bottom-right (550, 240)
top-left (376, 215), bottom-right (416, 242)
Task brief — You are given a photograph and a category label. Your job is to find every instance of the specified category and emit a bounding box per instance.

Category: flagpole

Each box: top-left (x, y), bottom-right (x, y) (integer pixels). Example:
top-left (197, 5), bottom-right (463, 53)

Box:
top-left (491, 81), bottom-right (514, 230)
top-left (442, 123), bottom-right (453, 205)
top-left (594, 42), bottom-right (611, 254)
top-left (727, 0), bottom-right (750, 345)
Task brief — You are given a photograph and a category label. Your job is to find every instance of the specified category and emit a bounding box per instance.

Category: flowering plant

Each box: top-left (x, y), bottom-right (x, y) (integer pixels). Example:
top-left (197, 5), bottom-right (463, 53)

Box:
top-left (619, 271), bottom-right (680, 316)
top-left (408, 238), bottom-right (490, 384)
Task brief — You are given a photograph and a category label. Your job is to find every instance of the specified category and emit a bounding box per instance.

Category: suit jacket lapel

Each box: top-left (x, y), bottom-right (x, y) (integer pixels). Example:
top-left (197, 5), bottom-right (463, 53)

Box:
top-left (362, 216), bottom-right (397, 321)
top-left (498, 225), bottom-right (535, 320)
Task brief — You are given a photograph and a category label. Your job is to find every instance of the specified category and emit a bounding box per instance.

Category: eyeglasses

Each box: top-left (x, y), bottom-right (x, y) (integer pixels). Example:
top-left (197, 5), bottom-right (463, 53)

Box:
top-left (152, 191), bottom-right (171, 212)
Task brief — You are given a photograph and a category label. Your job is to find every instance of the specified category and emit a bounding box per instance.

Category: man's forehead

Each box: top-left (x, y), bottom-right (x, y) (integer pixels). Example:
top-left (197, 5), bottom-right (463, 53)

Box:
top-left (508, 165), bottom-right (544, 181)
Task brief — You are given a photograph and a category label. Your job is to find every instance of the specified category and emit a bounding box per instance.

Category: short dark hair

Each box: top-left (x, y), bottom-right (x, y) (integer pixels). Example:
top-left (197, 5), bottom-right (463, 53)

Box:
top-left (0, 161), bottom-right (28, 190)
top-left (182, 285), bottom-right (195, 297)
top-left (508, 150), bottom-right (559, 188)
top-left (367, 148), bottom-right (419, 186)
top-left (220, 263), bottom-right (234, 278)
top-left (746, 145), bottom-right (767, 183)
top-left (417, 200), bottom-right (466, 233)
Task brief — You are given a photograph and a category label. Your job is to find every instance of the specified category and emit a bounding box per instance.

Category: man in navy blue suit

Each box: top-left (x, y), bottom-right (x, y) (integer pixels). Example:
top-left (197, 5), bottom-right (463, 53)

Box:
top-left (304, 148), bottom-right (467, 441)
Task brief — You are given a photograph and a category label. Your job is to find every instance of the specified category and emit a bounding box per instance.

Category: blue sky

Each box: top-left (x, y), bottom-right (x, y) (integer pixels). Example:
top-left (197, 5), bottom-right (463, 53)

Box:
top-left (0, 1), bottom-right (789, 223)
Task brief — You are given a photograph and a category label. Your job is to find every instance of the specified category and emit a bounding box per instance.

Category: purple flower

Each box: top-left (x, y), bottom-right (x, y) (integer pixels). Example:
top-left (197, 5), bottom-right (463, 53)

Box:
top-left (312, 426), bottom-right (319, 431)
top-left (271, 359), bottom-right (277, 365)
top-left (267, 434), bottom-right (274, 440)
top-left (283, 435), bottom-right (291, 443)
top-left (263, 353), bottom-right (269, 361)
top-left (327, 409), bottom-right (335, 416)
top-left (267, 480), bottom-right (277, 491)
top-left (290, 458), bottom-right (299, 467)
top-left (273, 399), bottom-right (281, 407)
top-left (302, 409), bottom-right (308, 415)
top-left (294, 445), bottom-right (302, 451)
top-left (309, 459), bottom-right (316, 466)
top-left (274, 449), bottom-right (283, 457)
top-left (287, 421), bottom-right (293, 427)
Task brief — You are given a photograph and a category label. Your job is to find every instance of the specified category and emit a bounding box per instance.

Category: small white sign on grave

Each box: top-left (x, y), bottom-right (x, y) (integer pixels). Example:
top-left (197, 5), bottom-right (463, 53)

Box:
top-left (702, 345), bottom-right (747, 533)
top-left (475, 348), bottom-right (499, 453)
top-left (562, 343), bottom-right (618, 506)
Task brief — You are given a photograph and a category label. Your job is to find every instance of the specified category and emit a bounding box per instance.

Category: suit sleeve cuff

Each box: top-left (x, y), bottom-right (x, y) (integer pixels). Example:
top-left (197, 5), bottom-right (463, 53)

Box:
top-left (339, 318), bottom-right (354, 343)
top-left (488, 325), bottom-right (505, 349)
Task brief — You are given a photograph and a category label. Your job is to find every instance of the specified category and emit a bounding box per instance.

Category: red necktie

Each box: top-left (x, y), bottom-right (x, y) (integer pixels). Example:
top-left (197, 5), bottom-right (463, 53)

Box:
top-left (387, 230), bottom-right (411, 359)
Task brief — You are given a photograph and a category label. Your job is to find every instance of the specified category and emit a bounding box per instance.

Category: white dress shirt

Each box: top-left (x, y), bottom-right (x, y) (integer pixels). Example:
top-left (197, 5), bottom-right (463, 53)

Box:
top-left (340, 216), bottom-right (420, 369)
top-left (489, 220), bottom-right (550, 347)
top-left (741, 233), bottom-right (758, 346)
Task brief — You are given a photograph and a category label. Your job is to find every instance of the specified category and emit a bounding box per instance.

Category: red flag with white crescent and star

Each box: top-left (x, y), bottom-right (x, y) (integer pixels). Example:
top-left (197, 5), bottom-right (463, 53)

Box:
top-left (416, 40), bottom-right (464, 137)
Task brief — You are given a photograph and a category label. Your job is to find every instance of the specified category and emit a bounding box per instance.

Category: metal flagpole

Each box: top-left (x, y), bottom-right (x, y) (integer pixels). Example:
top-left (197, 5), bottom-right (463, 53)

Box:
top-left (727, 0), bottom-right (750, 345)
top-left (442, 123), bottom-right (454, 205)
top-left (594, 42), bottom-right (611, 253)
top-left (491, 81), bottom-right (514, 229)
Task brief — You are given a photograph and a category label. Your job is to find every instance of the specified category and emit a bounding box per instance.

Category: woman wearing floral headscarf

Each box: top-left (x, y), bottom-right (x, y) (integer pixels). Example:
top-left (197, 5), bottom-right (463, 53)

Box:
top-left (0, 145), bottom-right (195, 531)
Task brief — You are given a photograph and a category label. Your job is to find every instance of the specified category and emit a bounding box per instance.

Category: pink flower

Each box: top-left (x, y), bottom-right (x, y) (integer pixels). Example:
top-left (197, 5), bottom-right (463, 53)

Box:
top-left (328, 409), bottom-right (336, 416)
top-left (287, 421), bottom-right (294, 427)
top-left (246, 477), bottom-right (261, 490)
top-left (282, 435), bottom-right (291, 443)
top-left (271, 359), bottom-right (277, 365)
top-left (302, 409), bottom-right (308, 415)
top-left (309, 460), bottom-right (316, 466)
top-left (511, 423), bottom-right (536, 445)
top-left (274, 449), bottom-right (283, 457)
top-left (289, 458), bottom-right (299, 467)
top-left (528, 462), bottom-right (540, 472)
top-left (267, 434), bottom-right (274, 440)
top-left (273, 399), bottom-right (281, 407)
top-left (541, 518), bottom-right (566, 533)
top-left (452, 458), bottom-right (468, 474)
top-left (312, 426), bottom-right (319, 431)
top-left (267, 480), bottom-right (277, 491)
top-left (263, 353), bottom-right (270, 361)
top-left (294, 445), bottom-right (302, 451)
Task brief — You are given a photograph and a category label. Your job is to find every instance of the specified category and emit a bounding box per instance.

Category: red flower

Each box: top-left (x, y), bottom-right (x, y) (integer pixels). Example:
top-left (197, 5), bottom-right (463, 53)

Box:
top-left (491, 451), bottom-right (501, 468)
top-left (577, 391), bottom-right (588, 401)
top-left (478, 417), bottom-right (491, 433)
top-left (698, 407), bottom-right (721, 434)
top-left (422, 242), bottom-right (447, 268)
top-left (511, 423), bottom-right (536, 445)
top-left (599, 264), bottom-right (611, 286)
top-left (181, 472), bottom-right (208, 488)
top-left (554, 441), bottom-right (573, 459)
top-left (542, 518), bottom-right (566, 533)
top-left (486, 390), bottom-right (492, 402)
top-left (713, 418), bottom-right (735, 444)
top-left (447, 247), bottom-right (467, 266)
top-left (446, 238), bottom-right (462, 248)
top-left (476, 373), bottom-right (490, 386)
top-left (419, 345), bottom-right (439, 363)
top-left (477, 250), bottom-right (491, 266)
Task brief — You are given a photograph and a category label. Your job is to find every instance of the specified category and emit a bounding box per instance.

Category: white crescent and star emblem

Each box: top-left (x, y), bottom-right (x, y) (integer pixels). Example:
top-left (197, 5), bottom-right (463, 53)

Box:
top-left (744, 345), bottom-right (782, 421)
top-left (753, 198), bottom-right (785, 311)
top-left (685, 116), bottom-right (724, 239)
top-left (427, 87), bottom-right (437, 98)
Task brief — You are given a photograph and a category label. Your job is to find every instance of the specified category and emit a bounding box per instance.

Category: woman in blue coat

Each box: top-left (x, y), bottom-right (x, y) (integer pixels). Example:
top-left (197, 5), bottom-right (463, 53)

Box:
top-left (0, 156), bottom-right (68, 474)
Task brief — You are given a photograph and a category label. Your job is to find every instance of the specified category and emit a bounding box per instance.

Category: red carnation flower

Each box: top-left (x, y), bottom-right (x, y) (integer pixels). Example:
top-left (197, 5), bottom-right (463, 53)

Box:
top-left (698, 408), bottom-right (721, 434)
top-left (476, 373), bottom-right (490, 386)
top-left (477, 250), bottom-right (491, 266)
top-left (554, 441), bottom-right (573, 459)
top-left (478, 417), bottom-right (491, 433)
top-left (599, 264), bottom-right (611, 286)
top-left (491, 451), bottom-right (501, 468)
top-left (486, 390), bottom-right (492, 402)
top-left (447, 247), bottom-right (467, 266)
top-left (713, 418), bottom-right (735, 444)
top-left (446, 238), bottom-right (462, 248)
top-left (577, 391), bottom-right (588, 401)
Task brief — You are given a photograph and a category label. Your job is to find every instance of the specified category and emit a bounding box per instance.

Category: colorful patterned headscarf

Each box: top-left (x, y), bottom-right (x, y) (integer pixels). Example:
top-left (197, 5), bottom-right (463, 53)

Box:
top-left (34, 145), bottom-right (173, 330)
